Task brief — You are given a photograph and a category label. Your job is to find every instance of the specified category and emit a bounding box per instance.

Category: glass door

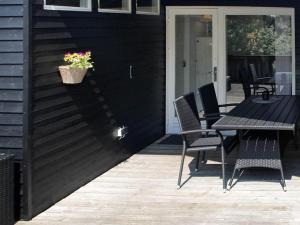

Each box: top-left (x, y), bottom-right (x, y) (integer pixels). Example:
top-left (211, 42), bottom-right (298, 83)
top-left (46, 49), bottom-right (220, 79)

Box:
top-left (225, 9), bottom-right (295, 105)
top-left (166, 8), bottom-right (218, 133)
top-left (166, 7), bottom-right (295, 134)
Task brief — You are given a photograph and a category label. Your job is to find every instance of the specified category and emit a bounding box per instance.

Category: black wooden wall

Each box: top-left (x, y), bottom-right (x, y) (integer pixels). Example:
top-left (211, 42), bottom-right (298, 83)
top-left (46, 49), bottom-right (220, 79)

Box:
top-left (165, 0), bottom-right (300, 95)
top-left (17, 0), bottom-right (300, 220)
top-left (0, 0), bottom-right (24, 159)
top-left (0, 1), bottom-right (25, 220)
top-left (28, 0), bottom-right (165, 218)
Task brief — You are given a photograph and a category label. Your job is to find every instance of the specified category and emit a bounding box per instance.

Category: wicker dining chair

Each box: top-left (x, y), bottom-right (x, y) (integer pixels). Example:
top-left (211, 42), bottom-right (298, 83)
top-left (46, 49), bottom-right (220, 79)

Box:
top-left (198, 83), bottom-right (238, 159)
top-left (174, 92), bottom-right (227, 192)
top-left (249, 64), bottom-right (275, 95)
top-left (239, 67), bottom-right (270, 99)
top-left (198, 83), bottom-right (238, 129)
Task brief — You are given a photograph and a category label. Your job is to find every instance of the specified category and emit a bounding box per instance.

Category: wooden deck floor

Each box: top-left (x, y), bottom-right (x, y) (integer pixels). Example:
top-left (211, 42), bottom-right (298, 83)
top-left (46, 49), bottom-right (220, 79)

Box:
top-left (17, 136), bottom-right (300, 225)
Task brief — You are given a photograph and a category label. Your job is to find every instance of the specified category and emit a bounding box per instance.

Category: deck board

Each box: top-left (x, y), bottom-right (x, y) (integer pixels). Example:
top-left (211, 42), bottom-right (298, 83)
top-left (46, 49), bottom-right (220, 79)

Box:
top-left (17, 136), bottom-right (300, 225)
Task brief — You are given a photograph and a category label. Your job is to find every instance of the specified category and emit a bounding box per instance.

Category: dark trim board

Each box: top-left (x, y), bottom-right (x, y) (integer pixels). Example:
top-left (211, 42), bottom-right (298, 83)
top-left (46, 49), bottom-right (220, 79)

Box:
top-left (23, 0), bottom-right (33, 220)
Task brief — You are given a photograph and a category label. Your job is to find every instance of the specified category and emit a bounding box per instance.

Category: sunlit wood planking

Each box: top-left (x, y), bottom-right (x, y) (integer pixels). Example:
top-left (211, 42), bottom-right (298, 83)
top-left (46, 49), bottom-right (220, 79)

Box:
top-left (16, 136), bottom-right (300, 225)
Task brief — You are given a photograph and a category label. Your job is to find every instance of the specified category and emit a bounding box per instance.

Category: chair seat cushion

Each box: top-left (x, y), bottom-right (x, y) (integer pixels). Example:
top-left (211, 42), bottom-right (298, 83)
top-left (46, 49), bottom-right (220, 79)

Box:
top-left (190, 136), bottom-right (221, 147)
top-left (188, 135), bottom-right (237, 154)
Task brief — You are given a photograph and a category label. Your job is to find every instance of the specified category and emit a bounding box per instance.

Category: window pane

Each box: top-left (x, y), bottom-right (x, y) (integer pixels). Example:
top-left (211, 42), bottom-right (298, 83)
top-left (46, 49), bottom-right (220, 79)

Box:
top-left (226, 15), bottom-right (293, 104)
top-left (46, 0), bottom-right (88, 7)
top-left (99, 0), bottom-right (130, 11)
top-left (175, 15), bottom-right (213, 112)
top-left (137, 0), bottom-right (159, 14)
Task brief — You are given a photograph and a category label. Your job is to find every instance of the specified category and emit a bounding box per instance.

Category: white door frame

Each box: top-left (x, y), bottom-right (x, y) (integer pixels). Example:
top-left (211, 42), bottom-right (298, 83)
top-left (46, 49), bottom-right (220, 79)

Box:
top-left (166, 7), bottom-right (219, 133)
top-left (166, 6), bottom-right (296, 134)
top-left (220, 7), bottom-right (296, 105)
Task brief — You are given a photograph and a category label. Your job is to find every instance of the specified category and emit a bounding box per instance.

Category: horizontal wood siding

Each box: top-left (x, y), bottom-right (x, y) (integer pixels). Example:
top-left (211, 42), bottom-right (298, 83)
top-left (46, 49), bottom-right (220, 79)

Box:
top-left (31, 0), bottom-right (165, 217)
top-left (0, 0), bottom-right (24, 159)
top-left (166, 0), bottom-right (300, 95)
top-left (0, 0), bottom-right (25, 220)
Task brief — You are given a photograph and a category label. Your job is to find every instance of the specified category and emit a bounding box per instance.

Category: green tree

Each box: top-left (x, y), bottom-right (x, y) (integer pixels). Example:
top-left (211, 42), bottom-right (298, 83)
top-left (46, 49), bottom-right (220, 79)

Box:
top-left (227, 15), bottom-right (292, 56)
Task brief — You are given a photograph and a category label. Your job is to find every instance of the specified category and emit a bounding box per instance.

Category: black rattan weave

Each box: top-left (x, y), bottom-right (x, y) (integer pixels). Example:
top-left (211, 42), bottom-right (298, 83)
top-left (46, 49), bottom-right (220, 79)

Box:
top-left (234, 131), bottom-right (282, 170)
top-left (174, 93), bottom-right (228, 191)
top-left (212, 96), bottom-right (300, 190)
top-left (0, 154), bottom-right (14, 225)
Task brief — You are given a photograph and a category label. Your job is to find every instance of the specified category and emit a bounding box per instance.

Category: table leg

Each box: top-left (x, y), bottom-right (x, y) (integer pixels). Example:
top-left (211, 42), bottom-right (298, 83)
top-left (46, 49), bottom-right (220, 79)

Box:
top-left (277, 131), bottom-right (286, 191)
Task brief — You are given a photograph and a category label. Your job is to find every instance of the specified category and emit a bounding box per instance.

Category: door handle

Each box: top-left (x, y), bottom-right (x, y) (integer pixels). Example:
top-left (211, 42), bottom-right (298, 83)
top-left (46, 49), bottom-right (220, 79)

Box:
top-left (213, 66), bottom-right (217, 82)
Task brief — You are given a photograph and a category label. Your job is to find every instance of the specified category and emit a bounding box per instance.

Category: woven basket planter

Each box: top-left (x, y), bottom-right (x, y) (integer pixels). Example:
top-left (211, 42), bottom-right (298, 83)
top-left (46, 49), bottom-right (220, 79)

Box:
top-left (59, 66), bottom-right (88, 84)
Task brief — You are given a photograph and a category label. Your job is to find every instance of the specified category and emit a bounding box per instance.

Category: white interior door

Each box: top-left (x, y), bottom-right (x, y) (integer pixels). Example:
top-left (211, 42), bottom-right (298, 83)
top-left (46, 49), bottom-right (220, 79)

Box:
top-left (166, 8), bottom-right (219, 133)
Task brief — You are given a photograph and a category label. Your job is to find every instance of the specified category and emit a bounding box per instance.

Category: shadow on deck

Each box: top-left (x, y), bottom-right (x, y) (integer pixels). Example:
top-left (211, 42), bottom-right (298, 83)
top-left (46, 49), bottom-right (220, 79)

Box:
top-left (17, 135), bottom-right (300, 225)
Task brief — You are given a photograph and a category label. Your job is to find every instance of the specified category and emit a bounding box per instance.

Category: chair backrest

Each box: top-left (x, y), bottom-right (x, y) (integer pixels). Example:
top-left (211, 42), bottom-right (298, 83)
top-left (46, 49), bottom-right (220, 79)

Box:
top-left (249, 64), bottom-right (258, 84)
top-left (198, 83), bottom-right (220, 128)
top-left (174, 92), bottom-right (201, 144)
top-left (239, 67), bottom-right (252, 99)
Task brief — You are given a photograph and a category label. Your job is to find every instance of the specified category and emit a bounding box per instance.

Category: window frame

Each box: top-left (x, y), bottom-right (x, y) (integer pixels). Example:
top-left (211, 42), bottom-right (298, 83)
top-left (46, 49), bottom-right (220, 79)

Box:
top-left (43, 0), bottom-right (92, 12)
top-left (98, 0), bottom-right (132, 14)
top-left (136, 0), bottom-right (160, 15)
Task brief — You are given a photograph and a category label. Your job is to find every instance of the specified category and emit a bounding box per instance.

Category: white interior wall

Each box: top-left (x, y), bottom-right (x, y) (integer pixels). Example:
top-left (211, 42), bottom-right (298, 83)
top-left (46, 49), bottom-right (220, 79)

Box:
top-left (175, 16), bottom-right (213, 111)
top-left (175, 16), bottom-right (185, 99)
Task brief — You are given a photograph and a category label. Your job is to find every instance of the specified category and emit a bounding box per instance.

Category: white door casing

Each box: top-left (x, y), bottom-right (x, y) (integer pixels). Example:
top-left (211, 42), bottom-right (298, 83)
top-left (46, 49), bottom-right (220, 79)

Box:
top-left (166, 6), bottom-right (295, 134)
top-left (166, 8), bottom-right (219, 133)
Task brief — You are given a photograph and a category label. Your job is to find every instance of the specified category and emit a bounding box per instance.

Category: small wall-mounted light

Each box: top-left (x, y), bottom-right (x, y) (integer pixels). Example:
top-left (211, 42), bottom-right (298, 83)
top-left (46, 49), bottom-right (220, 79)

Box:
top-left (116, 126), bottom-right (128, 139)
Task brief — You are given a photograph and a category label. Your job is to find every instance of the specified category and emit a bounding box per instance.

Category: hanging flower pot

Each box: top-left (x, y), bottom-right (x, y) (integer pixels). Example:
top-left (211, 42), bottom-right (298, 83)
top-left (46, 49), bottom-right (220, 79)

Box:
top-left (59, 51), bottom-right (94, 84)
top-left (59, 66), bottom-right (87, 84)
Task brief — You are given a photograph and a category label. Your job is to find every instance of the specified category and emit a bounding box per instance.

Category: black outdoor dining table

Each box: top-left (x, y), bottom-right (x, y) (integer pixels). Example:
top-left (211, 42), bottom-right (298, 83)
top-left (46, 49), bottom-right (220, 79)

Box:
top-left (212, 95), bottom-right (300, 190)
top-left (212, 95), bottom-right (300, 131)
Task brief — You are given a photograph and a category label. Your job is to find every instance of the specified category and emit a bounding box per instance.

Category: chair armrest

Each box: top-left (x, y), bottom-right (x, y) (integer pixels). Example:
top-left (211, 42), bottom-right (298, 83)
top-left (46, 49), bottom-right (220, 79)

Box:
top-left (219, 112), bottom-right (228, 116)
top-left (180, 129), bottom-right (224, 142)
top-left (257, 76), bottom-right (272, 80)
top-left (203, 113), bottom-right (228, 119)
top-left (255, 77), bottom-right (275, 85)
top-left (199, 116), bottom-right (220, 121)
top-left (202, 113), bottom-right (220, 118)
top-left (251, 86), bottom-right (269, 92)
top-left (181, 129), bottom-right (216, 135)
top-left (218, 103), bottom-right (239, 107)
